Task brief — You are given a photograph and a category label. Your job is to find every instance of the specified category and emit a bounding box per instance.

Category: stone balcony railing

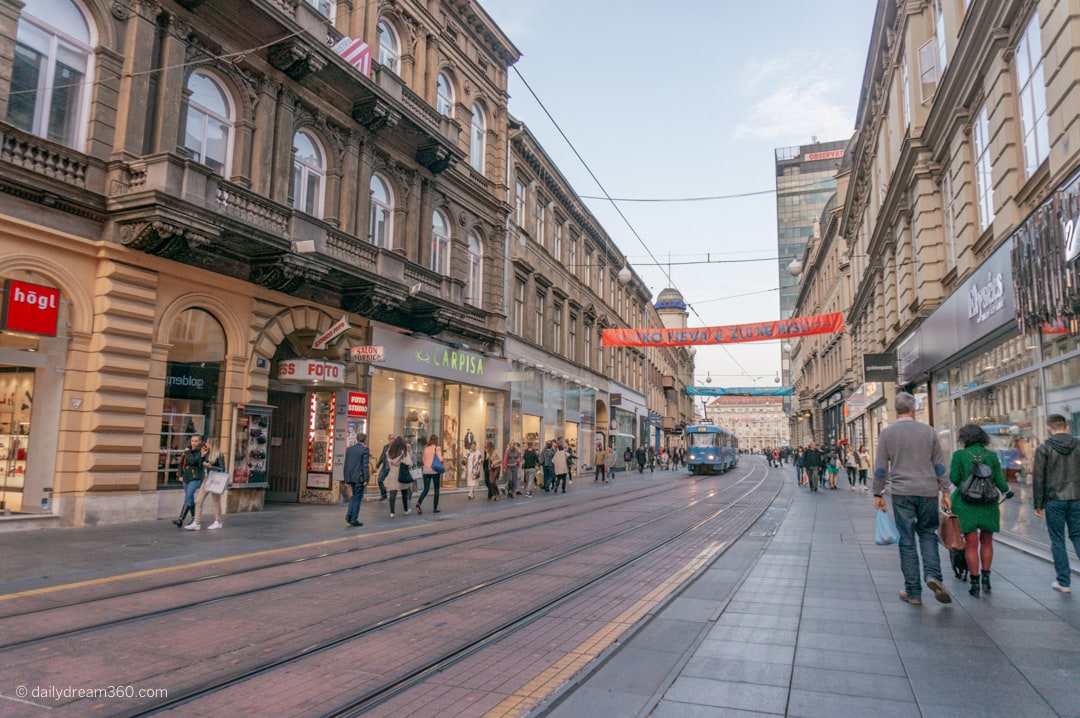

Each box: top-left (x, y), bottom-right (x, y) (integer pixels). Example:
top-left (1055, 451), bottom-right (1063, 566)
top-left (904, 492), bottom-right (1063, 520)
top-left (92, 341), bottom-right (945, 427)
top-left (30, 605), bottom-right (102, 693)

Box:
top-left (0, 124), bottom-right (106, 193)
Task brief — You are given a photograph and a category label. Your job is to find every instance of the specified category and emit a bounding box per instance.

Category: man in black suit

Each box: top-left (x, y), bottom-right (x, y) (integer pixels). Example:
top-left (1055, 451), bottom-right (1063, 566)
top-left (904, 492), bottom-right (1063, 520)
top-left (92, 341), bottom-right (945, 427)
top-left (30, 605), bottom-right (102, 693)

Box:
top-left (344, 433), bottom-right (371, 527)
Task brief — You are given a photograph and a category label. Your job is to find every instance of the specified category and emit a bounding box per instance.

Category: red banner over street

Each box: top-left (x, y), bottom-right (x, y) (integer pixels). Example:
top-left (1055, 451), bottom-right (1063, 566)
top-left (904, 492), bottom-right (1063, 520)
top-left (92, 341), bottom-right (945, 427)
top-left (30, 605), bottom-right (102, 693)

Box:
top-left (602, 312), bottom-right (844, 347)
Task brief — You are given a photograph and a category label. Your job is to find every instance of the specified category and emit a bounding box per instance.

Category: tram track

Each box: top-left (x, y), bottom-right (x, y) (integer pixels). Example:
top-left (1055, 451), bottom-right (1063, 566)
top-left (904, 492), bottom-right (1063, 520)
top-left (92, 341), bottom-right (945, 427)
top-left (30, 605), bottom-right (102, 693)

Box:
top-left (0, 468), bottom-right (744, 652)
top-left (103, 463), bottom-right (773, 718)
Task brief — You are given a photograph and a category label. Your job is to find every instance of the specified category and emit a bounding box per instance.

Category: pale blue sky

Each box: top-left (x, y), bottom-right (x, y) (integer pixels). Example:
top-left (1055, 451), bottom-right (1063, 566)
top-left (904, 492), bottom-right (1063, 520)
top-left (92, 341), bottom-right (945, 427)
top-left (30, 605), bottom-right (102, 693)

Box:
top-left (479, 0), bottom-right (877, 390)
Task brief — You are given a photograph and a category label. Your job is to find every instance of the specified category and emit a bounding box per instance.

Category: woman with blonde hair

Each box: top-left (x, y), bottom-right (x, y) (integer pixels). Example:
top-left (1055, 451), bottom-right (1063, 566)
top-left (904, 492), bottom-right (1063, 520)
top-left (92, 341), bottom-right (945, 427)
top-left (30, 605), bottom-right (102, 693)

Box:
top-left (185, 438), bottom-right (226, 530)
top-left (465, 441), bottom-right (482, 499)
top-left (386, 436), bottom-right (413, 517)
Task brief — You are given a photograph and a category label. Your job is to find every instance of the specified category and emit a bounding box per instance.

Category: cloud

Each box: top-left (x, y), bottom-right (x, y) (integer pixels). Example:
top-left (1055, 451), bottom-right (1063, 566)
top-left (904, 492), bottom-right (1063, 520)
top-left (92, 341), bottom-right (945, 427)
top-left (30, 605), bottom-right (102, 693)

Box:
top-left (733, 51), bottom-right (858, 143)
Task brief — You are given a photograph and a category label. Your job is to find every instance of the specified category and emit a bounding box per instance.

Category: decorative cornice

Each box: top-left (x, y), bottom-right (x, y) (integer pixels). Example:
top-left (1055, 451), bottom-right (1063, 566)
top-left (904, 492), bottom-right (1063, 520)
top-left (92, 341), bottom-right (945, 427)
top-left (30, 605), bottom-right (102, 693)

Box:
top-left (118, 219), bottom-right (209, 259)
top-left (352, 97), bottom-right (402, 133)
top-left (268, 38), bottom-right (328, 82)
top-left (250, 255), bottom-right (328, 293)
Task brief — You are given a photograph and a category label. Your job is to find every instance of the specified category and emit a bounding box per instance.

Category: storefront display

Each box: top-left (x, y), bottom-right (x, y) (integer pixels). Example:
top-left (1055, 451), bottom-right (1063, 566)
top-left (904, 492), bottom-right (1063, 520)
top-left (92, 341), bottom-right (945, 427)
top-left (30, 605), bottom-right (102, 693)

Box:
top-left (0, 367), bottom-right (33, 511)
top-left (231, 404), bottom-right (272, 485)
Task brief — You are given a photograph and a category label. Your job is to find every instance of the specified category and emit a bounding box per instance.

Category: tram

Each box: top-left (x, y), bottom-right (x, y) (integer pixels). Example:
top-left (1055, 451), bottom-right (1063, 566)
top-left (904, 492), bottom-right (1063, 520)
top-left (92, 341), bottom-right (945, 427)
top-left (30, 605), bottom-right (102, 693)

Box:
top-left (684, 421), bottom-right (739, 474)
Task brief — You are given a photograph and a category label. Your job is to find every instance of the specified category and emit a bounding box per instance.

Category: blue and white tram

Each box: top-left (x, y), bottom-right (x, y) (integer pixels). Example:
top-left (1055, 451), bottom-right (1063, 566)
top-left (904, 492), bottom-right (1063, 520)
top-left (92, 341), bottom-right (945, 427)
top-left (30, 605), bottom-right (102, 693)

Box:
top-left (684, 421), bottom-right (739, 474)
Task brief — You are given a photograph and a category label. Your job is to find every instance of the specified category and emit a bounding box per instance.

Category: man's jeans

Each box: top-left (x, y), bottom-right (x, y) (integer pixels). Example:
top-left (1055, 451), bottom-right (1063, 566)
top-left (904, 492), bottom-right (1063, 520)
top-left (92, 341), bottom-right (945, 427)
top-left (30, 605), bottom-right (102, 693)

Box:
top-left (1045, 499), bottom-right (1080, 587)
top-left (377, 465), bottom-right (389, 499)
top-left (892, 494), bottom-right (943, 598)
top-left (542, 465), bottom-right (554, 491)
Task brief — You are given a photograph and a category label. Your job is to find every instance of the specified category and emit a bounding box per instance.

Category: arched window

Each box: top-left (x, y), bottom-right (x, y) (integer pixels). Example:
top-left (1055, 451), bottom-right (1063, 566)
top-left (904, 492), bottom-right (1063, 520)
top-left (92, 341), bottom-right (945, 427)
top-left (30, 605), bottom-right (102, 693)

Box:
top-left (369, 174), bottom-right (393, 248)
top-left (160, 308), bottom-right (227, 487)
top-left (466, 231), bottom-right (483, 308)
top-left (431, 209), bottom-right (451, 274)
top-left (183, 71), bottom-right (233, 174)
top-left (377, 20), bottom-right (400, 75)
top-left (6, 0), bottom-right (94, 148)
top-left (291, 130), bottom-right (325, 218)
top-left (436, 72), bottom-right (455, 117)
top-left (469, 103), bottom-right (486, 172)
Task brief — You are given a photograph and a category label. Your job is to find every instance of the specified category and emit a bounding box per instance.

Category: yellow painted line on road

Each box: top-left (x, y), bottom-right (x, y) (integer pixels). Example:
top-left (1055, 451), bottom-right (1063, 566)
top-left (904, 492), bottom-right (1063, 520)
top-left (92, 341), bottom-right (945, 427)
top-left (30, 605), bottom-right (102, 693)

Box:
top-left (0, 527), bottom-right (406, 602)
top-left (485, 539), bottom-right (729, 718)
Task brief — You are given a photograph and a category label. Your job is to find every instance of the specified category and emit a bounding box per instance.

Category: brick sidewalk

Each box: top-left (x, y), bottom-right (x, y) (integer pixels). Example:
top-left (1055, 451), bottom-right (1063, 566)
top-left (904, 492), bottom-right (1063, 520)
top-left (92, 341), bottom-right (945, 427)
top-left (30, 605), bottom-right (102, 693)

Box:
top-left (548, 460), bottom-right (1080, 717)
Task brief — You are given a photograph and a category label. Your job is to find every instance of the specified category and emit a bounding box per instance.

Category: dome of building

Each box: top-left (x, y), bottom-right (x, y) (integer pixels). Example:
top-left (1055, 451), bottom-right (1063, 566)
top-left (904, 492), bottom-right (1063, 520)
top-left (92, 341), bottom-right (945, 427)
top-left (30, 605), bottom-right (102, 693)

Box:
top-left (654, 287), bottom-right (687, 311)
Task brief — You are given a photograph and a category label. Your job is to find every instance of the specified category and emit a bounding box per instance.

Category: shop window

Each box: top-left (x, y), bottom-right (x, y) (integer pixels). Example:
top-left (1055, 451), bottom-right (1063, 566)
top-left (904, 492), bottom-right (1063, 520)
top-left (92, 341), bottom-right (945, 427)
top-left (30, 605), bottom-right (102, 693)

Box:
top-left (159, 308), bottom-right (226, 487)
top-left (1016, 11), bottom-right (1049, 179)
top-left (7, 0), bottom-right (94, 149)
top-left (466, 231), bottom-right (483, 308)
top-left (0, 367), bottom-right (35, 511)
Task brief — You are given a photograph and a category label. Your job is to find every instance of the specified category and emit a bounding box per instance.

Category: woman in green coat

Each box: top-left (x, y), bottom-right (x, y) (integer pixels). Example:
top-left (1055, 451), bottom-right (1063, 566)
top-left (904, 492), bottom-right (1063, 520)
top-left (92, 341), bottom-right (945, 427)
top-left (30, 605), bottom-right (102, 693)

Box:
top-left (949, 424), bottom-right (1011, 596)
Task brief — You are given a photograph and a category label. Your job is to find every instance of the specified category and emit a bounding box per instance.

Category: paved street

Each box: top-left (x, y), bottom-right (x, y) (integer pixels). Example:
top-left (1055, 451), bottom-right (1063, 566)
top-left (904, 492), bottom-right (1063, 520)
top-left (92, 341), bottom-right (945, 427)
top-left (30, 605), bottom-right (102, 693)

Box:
top-left (548, 460), bottom-right (1080, 718)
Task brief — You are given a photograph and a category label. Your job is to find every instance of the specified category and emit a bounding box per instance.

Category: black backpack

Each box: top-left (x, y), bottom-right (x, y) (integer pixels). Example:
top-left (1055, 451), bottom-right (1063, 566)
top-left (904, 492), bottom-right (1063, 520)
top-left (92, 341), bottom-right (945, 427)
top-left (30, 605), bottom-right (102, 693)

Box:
top-left (959, 451), bottom-right (999, 505)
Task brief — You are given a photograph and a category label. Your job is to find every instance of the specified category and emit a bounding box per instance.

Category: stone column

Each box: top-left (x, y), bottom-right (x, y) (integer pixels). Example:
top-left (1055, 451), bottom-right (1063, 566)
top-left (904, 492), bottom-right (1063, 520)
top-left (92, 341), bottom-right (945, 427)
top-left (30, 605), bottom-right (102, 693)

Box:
top-left (425, 35), bottom-right (439, 104)
top-left (151, 15), bottom-right (190, 155)
top-left (111, 3), bottom-right (159, 160)
top-left (417, 178), bottom-right (433, 268)
top-left (356, 143), bottom-right (375, 242)
top-left (249, 80), bottom-right (279, 196)
top-left (338, 131), bottom-right (361, 235)
top-left (270, 87), bottom-right (298, 205)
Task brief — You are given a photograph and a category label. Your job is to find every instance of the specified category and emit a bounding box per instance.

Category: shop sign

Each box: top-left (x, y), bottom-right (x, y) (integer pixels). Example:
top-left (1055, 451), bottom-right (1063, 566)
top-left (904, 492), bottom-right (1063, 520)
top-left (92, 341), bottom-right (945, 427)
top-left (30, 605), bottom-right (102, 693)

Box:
top-left (312, 315), bottom-right (350, 350)
top-left (347, 391), bottom-right (368, 417)
top-left (370, 324), bottom-right (511, 389)
top-left (610, 393), bottom-right (622, 406)
top-left (1, 279), bottom-right (60, 337)
top-left (166, 361), bottom-right (220, 400)
top-left (863, 353), bottom-right (897, 382)
top-left (348, 345), bottom-right (385, 363)
top-left (278, 359), bottom-right (346, 384)
top-left (968, 272), bottom-right (1005, 324)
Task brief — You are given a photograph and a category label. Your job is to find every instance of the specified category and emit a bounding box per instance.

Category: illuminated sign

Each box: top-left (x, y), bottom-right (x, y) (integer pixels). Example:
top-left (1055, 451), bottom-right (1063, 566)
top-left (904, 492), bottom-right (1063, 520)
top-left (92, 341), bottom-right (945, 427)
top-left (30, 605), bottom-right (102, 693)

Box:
top-left (805, 149), bottom-right (846, 162)
top-left (347, 392), bottom-right (368, 417)
top-left (278, 359), bottom-right (346, 384)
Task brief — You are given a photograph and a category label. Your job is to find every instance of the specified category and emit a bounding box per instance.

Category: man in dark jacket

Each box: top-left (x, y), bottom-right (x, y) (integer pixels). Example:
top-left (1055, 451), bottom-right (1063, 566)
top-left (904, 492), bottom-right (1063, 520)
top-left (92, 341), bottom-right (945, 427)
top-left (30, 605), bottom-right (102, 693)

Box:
top-left (1033, 414), bottom-right (1080, 592)
top-left (540, 441), bottom-right (556, 492)
top-left (635, 445), bottom-right (646, 473)
top-left (344, 433), bottom-right (370, 527)
top-left (523, 442), bottom-right (539, 496)
top-left (802, 442), bottom-right (824, 491)
top-left (374, 434), bottom-right (393, 500)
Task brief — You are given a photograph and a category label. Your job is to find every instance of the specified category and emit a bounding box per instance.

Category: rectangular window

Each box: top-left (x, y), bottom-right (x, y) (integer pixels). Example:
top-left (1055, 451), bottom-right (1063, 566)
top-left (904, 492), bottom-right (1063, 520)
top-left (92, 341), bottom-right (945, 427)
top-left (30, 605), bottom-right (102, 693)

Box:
top-left (918, 38), bottom-right (938, 103)
top-left (1016, 11), bottom-right (1049, 178)
top-left (901, 54), bottom-right (911, 128)
top-left (535, 293), bottom-right (545, 346)
top-left (513, 278), bottom-right (525, 335)
top-left (535, 202), bottom-right (545, 245)
top-left (942, 169), bottom-right (957, 269)
top-left (597, 263), bottom-right (605, 300)
top-left (553, 303), bottom-right (562, 355)
top-left (934, 0), bottom-right (948, 76)
top-left (514, 181), bottom-right (526, 226)
top-left (973, 106), bottom-right (994, 231)
top-left (569, 314), bottom-right (577, 362)
top-left (584, 324), bottom-right (592, 369)
top-left (569, 236), bottom-right (578, 280)
top-left (553, 223), bottom-right (562, 261)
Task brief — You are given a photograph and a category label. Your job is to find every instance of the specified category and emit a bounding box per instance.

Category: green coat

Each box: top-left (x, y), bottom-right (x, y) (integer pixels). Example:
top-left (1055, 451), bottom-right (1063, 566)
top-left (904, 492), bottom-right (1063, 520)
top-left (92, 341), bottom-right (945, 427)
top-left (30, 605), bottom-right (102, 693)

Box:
top-left (949, 446), bottom-right (1010, 533)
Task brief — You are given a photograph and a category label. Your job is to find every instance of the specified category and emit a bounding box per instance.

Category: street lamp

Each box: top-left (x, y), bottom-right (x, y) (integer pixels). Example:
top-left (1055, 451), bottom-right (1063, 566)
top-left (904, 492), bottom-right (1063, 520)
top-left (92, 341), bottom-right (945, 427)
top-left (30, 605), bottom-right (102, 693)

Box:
top-left (786, 256), bottom-right (803, 277)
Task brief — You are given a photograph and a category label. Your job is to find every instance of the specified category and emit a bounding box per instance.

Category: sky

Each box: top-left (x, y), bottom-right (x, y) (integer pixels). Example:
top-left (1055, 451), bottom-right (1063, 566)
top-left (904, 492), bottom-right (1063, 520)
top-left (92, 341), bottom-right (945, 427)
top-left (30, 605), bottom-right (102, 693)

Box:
top-left (478, 0), bottom-right (878, 391)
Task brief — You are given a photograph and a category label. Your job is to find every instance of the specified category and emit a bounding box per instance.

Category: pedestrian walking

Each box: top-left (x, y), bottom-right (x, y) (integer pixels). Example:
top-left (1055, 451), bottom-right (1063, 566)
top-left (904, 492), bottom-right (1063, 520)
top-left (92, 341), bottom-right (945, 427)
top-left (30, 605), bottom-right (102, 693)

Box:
top-left (485, 441), bottom-right (502, 500)
top-left (173, 435), bottom-right (204, 527)
top-left (186, 437), bottom-right (226, 530)
top-left (374, 433), bottom-right (393, 501)
top-left (794, 448), bottom-right (805, 485)
top-left (1032, 413), bottom-right (1080, 593)
top-left (386, 436), bottom-right (413, 517)
top-left (416, 434), bottom-right (443, 515)
top-left (845, 448), bottom-right (859, 489)
top-left (553, 443), bottom-right (569, 493)
top-left (857, 444), bottom-right (871, 490)
top-left (523, 441), bottom-right (539, 496)
top-left (465, 441), bottom-right (482, 499)
top-left (623, 446), bottom-right (633, 473)
top-left (594, 441), bottom-right (606, 483)
top-left (873, 391), bottom-right (953, 606)
top-left (635, 445), bottom-right (646, 473)
top-left (949, 424), bottom-right (1011, 596)
top-left (541, 441), bottom-right (556, 491)
top-left (342, 433), bottom-right (370, 527)
top-left (647, 445), bottom-right (656, 472)
top-left (802, 442), bottom-right (823, 491)
top-left (604, 445), bottom-right (616, 482)
top-left (503, 441), bottom-right (522, 498)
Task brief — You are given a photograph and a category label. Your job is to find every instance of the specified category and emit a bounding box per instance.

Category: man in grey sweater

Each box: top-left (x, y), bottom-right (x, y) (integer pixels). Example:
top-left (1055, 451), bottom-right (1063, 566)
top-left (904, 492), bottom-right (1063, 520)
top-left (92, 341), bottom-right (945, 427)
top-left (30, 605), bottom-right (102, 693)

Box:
top-left (874, 391), bottom-right (953, 605)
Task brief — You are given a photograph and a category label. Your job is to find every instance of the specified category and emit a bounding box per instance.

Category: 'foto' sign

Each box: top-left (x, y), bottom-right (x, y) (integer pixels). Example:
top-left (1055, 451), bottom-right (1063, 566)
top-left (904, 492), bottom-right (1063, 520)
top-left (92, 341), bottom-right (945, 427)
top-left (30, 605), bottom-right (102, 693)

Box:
top-left (347, 392), bottom-right (368, 417)
top-left (278, 359), bottom-right (345, 384)
top-left (1, 279), bottom-right (60, 337)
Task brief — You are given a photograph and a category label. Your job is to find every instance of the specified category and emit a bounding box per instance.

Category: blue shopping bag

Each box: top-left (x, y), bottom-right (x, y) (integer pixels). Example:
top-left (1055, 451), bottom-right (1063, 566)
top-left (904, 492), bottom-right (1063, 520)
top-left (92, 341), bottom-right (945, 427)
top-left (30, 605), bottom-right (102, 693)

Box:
top-left (875, 509), bottom-right (899, 545)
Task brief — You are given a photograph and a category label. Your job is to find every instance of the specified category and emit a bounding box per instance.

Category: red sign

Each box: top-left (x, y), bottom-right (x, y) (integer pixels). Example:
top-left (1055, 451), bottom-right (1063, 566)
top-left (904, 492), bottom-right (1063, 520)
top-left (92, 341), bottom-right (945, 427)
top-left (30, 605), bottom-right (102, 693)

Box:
top-left (805, 149), bottom-right (846, 162)
top-left (1, 279), bottom-right (60, 337)
top-left (347, 392), bottom-right (368, 417)
top-left (331, 37), bottom-right (372, 77)
top-left (602, 312), bottom-right (845, 347)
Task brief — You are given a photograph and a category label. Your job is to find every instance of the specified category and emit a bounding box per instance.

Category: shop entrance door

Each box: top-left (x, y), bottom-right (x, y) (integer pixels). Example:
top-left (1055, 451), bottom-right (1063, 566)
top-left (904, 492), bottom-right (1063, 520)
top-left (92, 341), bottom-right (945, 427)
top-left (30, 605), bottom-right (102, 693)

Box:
top-left (267, 391), bottom-right (305, 502)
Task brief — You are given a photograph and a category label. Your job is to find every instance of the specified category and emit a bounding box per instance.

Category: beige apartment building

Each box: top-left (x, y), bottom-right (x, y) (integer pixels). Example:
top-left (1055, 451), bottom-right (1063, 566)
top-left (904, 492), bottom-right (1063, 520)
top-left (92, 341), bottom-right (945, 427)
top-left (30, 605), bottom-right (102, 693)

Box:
top-left (706, 395), bottom-right (788, 453)
top-left (794, 0), bottom-right (1080, 469)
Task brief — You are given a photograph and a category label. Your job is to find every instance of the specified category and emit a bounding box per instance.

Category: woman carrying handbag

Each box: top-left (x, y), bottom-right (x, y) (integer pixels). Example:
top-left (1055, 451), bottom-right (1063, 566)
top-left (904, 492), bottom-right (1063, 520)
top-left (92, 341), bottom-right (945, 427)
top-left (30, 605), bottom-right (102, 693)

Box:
top-left (385, 436), bottom-right (414, 517)
top-left (949, 424), bottom-right (1012, 596)
top-left (416, 434), bottom-right (443, 514)
top-left (186, 438), bottom-right (227, 531)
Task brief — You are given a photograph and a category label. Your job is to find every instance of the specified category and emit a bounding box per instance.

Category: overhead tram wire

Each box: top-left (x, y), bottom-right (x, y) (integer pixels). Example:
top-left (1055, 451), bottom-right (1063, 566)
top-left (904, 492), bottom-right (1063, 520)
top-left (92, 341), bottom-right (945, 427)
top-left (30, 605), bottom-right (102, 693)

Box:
top-left (511, 66), bottom-right (756, 380)
top-left (578, 176), bottom-right (837, 203)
